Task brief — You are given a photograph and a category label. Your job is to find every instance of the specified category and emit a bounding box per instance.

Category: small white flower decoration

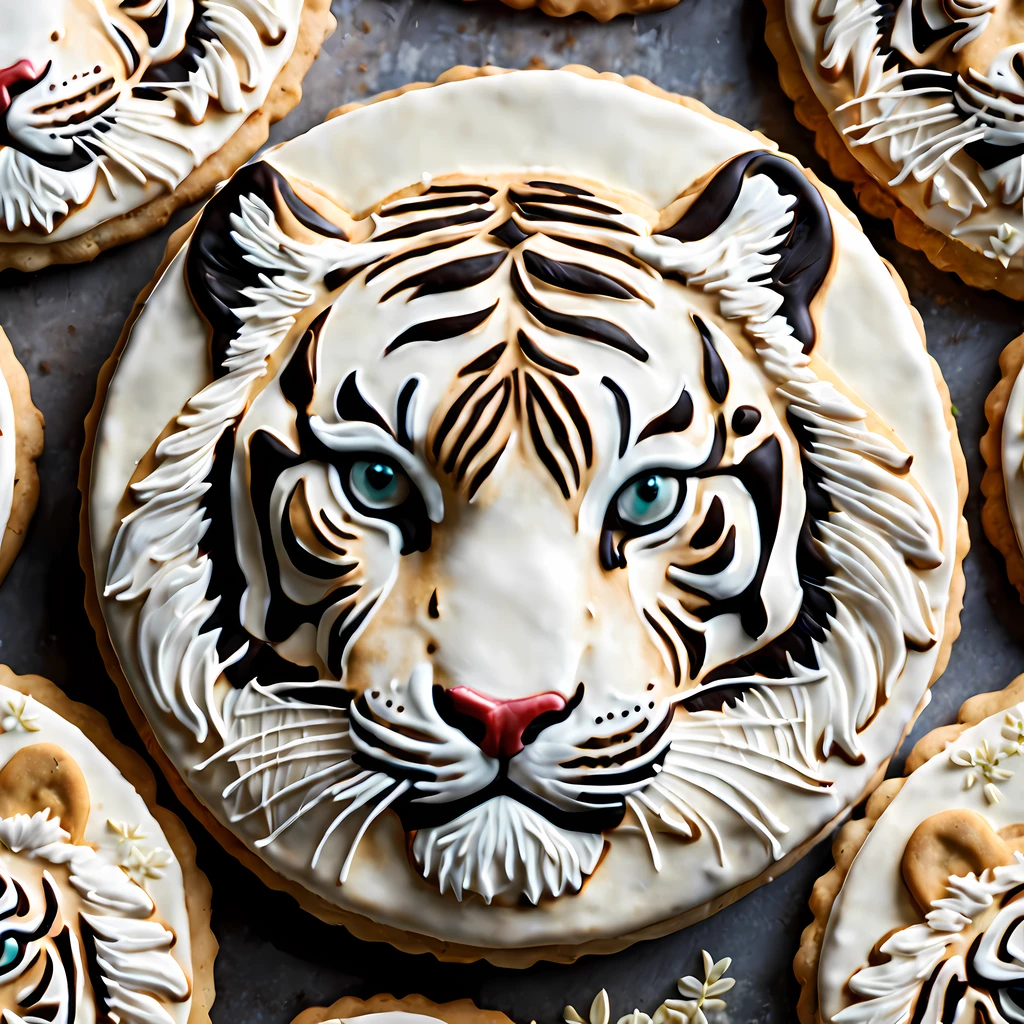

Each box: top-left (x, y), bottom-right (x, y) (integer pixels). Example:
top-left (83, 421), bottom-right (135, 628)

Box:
top-left (951, 738), bottom-right (1021, 804)
top-left (1, 697), bottom-right (40, 734)
top-left (107, 819), bottom-right (170, 886)
top-left (1002, 711), bottom-right (1024, 748)
top-left (656, 952), bottom-right (735, 1024)
top-left (563, 952), bottom-right (734, 1024)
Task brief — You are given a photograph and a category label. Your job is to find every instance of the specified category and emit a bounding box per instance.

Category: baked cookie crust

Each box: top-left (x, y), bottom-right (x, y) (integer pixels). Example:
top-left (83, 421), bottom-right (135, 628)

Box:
top-left (290, 993), bottom-right (514, 1024)
top-left (982, 333), bottom-right (1024, 601)
top-left (79, 63), bottom-right (970, 967)
top-left (480, 0), bottom-right (679, 19)
top-left (794, 672), bottom-right (1024, 1024)
top-left (0, 0), bottom-right (336, 274)
top-left (0, 326), bottom-right (43, 585)
top-left (0, 664), bottom-right (218, 1024)
top-left (762, 0), bottom-right (1024, 299)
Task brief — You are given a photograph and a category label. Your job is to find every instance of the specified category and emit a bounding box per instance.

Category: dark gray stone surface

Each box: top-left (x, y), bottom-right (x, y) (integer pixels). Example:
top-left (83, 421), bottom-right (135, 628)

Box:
top-left (0, 0), bottom-right (1021, 1020)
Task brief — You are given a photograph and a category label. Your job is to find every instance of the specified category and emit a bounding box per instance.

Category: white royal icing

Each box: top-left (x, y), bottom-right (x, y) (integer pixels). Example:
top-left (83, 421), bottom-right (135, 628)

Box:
top-left (0, 683), bottom-right (193, 1024)
top-left (0, 0), bottom-right (310, 245)
top-left (784, 0), bottom-right (1024, 268)
top-left (1002, 364), bottom-right (1024, 563)
top-left (818, 700), bottom-right (1024, 1024)
top-left (87, 69), bottom-right (961, 952)
top-left (0, 349), bottom-right (15, 558)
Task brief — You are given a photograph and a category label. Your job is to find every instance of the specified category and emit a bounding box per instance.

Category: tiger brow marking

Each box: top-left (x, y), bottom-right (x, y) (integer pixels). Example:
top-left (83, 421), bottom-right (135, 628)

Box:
top-left (525, 374), bottom-right (580, 491)
top-left (517, 328), bottom-right (579, 376)
top-left (455, 378), bottom-right (513, 485)
top-left (551, 234), bottom-right (647, 270)
top-left (508, 188), bottom-right (621, 216)
top-left (373, 206), bottom-right (491, 242)
top-left (694, 314), bottom-right (730, 404)
top-left (522, 249), bottom-right (642, 301)
top-left (601, 377), bottom-right (631, 459)
top-left (637, 387), bottom-right (695, 442)
top-left (385, 300), bottom-right (499, 355)
top-left (525, 180), bottom-right (595, 197)
top-left (432, 376), bottom-right (486, 461)
top-left (380, 251), bottom-right (507, 303)
top-left (490, 219), bottom-right (531, 249)
top-left (396, 378), bottom-right (419, 451)
top-left (510, 262), bottom-right (648, 361)
top-left (514, 203), bottom-right (640, 235)
top-left (365, 237), bottom-right (466, 283)
top-left (458, 342), bottom-right (507, 377)
top-left (524, 379), bottom-right (571, 500)
top-left (336, 371), bottom-right (394, 437)
top-left (378, 193), bottom-right (492, 217)
top-left (444, 378), bottom-right (508, 475)
top-left (548, 374), bottom-right (593, 467)
top-left (424, 183), bottom-right (498, 196)
top-left (468, 439), bottom-right (509, 500)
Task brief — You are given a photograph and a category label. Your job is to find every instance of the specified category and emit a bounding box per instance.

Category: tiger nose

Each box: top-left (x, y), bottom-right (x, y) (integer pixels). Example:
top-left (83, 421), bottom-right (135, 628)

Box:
top-left (0, 61), bottom-right (41, 115)
top-left (447, 687), bottom-right (566, 759)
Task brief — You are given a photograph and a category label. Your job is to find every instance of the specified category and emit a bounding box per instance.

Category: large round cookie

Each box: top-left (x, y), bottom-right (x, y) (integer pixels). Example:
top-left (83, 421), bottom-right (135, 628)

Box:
top-left (81, 65), bottom-right (968, 964)
top-left (290, 994), bottom-right (513, 1024)
top-left (796, 674), bottom-right (1024, 1024)
top-left (0, 665), bottom-right (216, 1023)
top-left (0, 0), bottom-right (335, 272)
top-left (0, 325), bottom-right (43, 585)
top-left (765, 0), bottom-right (1024, 297)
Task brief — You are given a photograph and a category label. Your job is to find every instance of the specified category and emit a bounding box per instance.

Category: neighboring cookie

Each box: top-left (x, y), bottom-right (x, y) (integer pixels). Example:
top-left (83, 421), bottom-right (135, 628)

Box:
top-left (982, 333), bottom-right (1024, 601)
top-left (291, 994), bottom-right (513, 1024)
top-left (479, 0), bottom-right (679, 19)
top-left (81, 64), bottom-right (968, 965)
top-left (0, 0), bottom-right (336, 273)
top-left (765, 0), bottom-right (1024, 297)
top-left (794, 673), bottom-right (1024, 1024)
top-left (0, 664), bottom-right (216, 1023)
top-left (0, 325), bottom-right (43, 584)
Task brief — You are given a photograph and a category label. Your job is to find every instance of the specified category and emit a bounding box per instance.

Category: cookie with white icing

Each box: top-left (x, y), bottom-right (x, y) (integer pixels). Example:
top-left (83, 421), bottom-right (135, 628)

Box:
top-left (0, 664), bottom-right (216, 1024)
top-left (476, 0), bottom-right (680, 20)
top-left (795, 673), bottom-right (1024, 1024)
top-left (982, 334), bottom-right (1024, 601)
top-left (765, 0), bottom-right (1024, 296)
top-left (290, 994), bottom-right (513, 1024)
top-left (0, 0), bottom-right (335, 273)
top-left (0, 326), bottom-right (43, 585)
top-left (80, 64), bottom-right (968, 964)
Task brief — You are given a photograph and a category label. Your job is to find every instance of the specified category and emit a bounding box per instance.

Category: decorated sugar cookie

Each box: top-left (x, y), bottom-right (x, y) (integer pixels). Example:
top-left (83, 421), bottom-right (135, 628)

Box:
top-left (0, 0), bottom-right (335, 272)
top-left (0, 326), bottom-right (43, 585)
top-left (81, 65), bottom-right (968, 964)
top-left (982, 333), bottom-right (1024, 601)
top-left (290, 994), bottom-right (513, 1024)
top-left (479, 0), bottom-right (680, 20)
top-left (796, 673), bottom-right (1024, 1024)
top-left (0, 665), bottom-right (215, 1024)
top-left (765, 0), bottom-right (1024, 296)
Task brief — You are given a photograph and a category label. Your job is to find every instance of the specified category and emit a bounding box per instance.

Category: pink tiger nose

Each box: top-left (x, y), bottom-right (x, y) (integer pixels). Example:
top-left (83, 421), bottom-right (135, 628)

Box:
top-left (0, 61), bottom-right (40, 116)
top-left (447, 687), bottom-right (566, 759)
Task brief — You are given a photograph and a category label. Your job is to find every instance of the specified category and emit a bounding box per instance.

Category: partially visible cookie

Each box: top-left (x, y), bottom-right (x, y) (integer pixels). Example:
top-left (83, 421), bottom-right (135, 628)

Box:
top-left (291, 995), bottom-right (514, 1024)
top-left (0, 664), bottom-right (217, 1023)
top-left (765, 0), bottom-right (1024, 297)
top-left (982, 334), bottom-right (1024, 601)
top-left (0, 325), bottom-right (43, 584)
top-left (0, 0), bottom-right (336, 272)
top-left (795, 673), bottom-right (1024, 1024)
top-left (480, 0), bottom-right (679, 18)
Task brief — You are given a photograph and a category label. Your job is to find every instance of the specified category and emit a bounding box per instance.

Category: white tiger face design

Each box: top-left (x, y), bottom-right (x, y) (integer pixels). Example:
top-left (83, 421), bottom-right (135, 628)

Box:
top-left (0, 0), bottom-right (286, 233)
top-left (106, 154), bottom-right (945, 905)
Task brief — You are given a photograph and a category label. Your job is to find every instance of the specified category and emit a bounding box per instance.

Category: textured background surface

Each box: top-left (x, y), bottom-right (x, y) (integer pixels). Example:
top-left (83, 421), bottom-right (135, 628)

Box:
top-left (0, 0), bottom-right (1022, 1021)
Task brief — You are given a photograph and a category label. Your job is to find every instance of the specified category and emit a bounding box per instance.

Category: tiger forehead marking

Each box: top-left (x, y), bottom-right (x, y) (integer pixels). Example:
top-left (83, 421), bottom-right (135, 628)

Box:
top-left (105, 152), bottom-right (945, 907)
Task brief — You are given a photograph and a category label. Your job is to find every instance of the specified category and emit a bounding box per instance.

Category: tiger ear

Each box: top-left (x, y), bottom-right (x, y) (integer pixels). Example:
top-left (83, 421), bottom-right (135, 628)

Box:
top-left (634, 151), bottom-right (834, 355)
top-left (902, 809), bottom-right (1013, 913)
top-left (0, 743), bottom-right (90, 844)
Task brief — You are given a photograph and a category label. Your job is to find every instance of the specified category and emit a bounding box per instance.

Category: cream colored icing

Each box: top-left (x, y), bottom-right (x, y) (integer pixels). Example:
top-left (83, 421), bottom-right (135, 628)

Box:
top-left (1002, 365), bottom-right (1024, 559)
top-left (0, 682), bottom-right (192, 1024)
top-left (784, 0), bottom-right (1024, 268)
top-left (338, 1014), bottom-right (446, 1024)
top-left (0, 356), bottom-right (14, 558)
top-left (817, 701), bottom-right (1024, 1023)
top-left (87, 70), bottom-right (961, 951)
top-left (0, 0), bottom-right (308, 244)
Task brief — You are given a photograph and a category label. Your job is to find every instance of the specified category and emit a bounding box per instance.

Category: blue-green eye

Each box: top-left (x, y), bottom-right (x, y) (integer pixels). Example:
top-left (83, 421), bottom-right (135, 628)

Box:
top-left (0, 935), bottom-right (19, 970)
top-left (617, 473), bottom-right (681, 527)
top-left (349, 459), bottom-right (410, 510)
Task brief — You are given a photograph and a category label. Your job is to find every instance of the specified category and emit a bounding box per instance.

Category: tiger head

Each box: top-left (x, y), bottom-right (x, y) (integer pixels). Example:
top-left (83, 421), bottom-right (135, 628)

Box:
top-left (105, 152), bottom-right (945, 906)
top-left (0, 0), bottom-right (286, 233)
top-left (0, 743), bottom-right (189, 1024)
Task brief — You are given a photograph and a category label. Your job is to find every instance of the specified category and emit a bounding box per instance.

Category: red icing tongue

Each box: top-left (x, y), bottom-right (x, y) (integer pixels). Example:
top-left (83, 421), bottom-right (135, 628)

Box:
top-left (447, 687), bottom-right (567, 759)
top-left (0, 61), bottom-right (41, 117)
